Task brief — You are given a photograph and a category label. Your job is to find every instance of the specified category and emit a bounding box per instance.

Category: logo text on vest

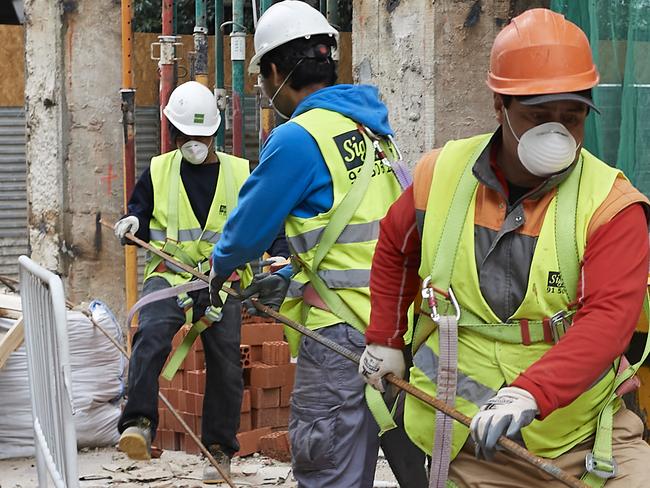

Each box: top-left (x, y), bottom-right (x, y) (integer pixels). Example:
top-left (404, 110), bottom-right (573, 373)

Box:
top-left (546, 271), bottom-right (566, 294)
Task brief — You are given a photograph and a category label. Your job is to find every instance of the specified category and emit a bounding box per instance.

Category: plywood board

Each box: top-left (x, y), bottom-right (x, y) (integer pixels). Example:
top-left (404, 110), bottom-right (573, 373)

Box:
top-left (0, 25), bottom-right (24, 107)
top-left (0, 317), bottom-right (24, 370)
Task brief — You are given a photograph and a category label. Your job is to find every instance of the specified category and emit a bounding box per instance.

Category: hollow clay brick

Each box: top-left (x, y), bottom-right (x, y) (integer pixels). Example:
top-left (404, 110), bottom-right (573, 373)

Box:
top-left (262, 341), bottom-right (290, 366)
top-left (259, 430), bottom-right (291, 462)
top-left (251, 406), bottom-right (291, 429)
top-left (241, 323), bottom-right (284, 346)
top-left (250, 345), bottom-right (263, 362)
top-left (197, 369), bottom-right (206, 395)
top-left (249, 386), bottom-right (280, 409)
top-left (239, 412), bottom-right (252, 432)
top-left (235, 427), bottom-right (272, 457)
top-left (280, 385), bottom-right (292, 407)
top-left (184, 433), bottom-right (201, 455)
top-left (241, 389), bottom-right (251, 413)
top-left (240, 344), bottom-right (252, 369)
top-left (247, 362), bottom-right (296, 389)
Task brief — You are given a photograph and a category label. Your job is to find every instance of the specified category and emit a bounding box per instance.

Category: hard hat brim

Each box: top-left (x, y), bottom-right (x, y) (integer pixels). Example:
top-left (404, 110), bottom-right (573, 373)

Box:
top-left (518, 93), bottom-right (600, 114)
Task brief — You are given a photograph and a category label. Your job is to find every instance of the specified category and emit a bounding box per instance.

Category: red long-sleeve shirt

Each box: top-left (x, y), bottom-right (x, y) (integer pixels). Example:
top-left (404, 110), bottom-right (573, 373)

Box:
top-left (367, 185), bottom-right (649, 418)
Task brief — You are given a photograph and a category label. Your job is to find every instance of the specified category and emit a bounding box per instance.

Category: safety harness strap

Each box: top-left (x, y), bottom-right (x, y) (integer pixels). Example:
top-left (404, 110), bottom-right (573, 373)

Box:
top-left (297, 128), bottom-right (377, 332)
top-left (425, 139), bottom-right (486, 485)
top-left (296, 129), bottom-right (397, 434)
top-left (555, 158), bottom-right (583, 304)
top-left (364, 385), bottom-right (398, 435)
top-left (126, 280), bottom-right (208, 327)
top-left (166, 151), bottom-right (182, 242)
top-left (429, 315), bottom-right (459, 488)
top-left (580, 292), bottom-right (650, 487)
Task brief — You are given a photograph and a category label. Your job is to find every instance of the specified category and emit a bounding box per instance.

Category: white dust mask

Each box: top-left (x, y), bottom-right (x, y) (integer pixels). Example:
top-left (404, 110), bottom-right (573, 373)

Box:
top-left (180, 140), bottom-right (209, 165)
top-left (504, 108), bottom-right (579, 177)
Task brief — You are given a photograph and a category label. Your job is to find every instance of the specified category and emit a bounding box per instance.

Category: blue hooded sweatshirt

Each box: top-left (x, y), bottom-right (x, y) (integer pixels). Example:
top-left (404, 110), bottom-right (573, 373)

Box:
top-left (211, 84), bottom-right (394, 278)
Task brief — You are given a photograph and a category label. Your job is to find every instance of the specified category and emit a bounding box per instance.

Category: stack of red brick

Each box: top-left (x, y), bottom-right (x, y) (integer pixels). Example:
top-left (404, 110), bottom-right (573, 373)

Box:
top-left (239, 314), bottom-right (295, 459)
top-left (147, 311), bottom-right (294, 461)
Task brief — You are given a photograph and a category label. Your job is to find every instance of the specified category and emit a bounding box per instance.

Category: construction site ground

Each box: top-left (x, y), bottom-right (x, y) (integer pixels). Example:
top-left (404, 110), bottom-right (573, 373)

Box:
top-left (0, 447), bottom-right (399, 488)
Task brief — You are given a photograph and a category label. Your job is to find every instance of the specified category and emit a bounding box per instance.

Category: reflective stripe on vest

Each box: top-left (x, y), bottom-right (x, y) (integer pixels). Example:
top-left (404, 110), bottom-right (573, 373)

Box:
top-left (280, 108), bottom-right (402, 356)
top-left (287, 219), bottom-right (381, 254)
top-left (405, 133), bottom-right (636, 461)
top-left (144, 150), bottom-right (250, 287)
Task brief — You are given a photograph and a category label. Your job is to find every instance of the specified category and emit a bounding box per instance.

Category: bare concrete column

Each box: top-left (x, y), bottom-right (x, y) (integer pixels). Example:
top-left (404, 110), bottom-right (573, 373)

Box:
top-left (353, 0), bottom-right (549, 165)
top-left (24, 0), bottom-right (126, 314)
top-left (24, 0), bottom-right (66, 272)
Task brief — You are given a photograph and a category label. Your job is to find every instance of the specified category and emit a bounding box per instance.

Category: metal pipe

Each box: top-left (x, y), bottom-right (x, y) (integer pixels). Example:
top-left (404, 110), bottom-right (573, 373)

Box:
top-left (160, 0), bottom-right (175, 153)
top-left (231, 0), bottom-right (245, 157)
top-left (258, 0), bottom-right (274, 152)
top-left (99, 218), bottom-right (589, 488)
top-left (120, 0), bottom-right (138, 341)
top-left (214, 0), bottom-right (226, 151)
top-left (194, 0), bottom-right (209, 87)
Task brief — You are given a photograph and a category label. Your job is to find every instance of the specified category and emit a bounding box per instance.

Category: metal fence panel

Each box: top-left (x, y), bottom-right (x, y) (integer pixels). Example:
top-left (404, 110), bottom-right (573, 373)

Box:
top-left (18, 256), bottom-right (78, 488)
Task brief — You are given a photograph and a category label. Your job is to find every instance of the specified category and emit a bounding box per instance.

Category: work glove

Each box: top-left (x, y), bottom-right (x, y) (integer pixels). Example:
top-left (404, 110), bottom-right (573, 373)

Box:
top-left (358, 343), bottom-right (405, 393)
top-left (113, 216), bottom-right (139, 243)
top-left (470, 386), bottom-right (538, 461)
top-left (241, 272), bottom-right (290, 315)
top-left (208, 267), bottom-right (229, 309)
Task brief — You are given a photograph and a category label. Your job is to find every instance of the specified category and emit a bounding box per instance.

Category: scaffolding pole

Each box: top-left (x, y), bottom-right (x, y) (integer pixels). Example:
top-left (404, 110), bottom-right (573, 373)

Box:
top-left (120, 0), bottom-right (137, 337)
top-left (231, 0), bottom-right (245, 157)
top-left (194, 0), bottom-right (209, 87)
top-left (258, 0), bottom-right (274, 150)
top-left (215, 0), bottom-right (226, 151)
top-left (159, 0), bottom-right (175, 153)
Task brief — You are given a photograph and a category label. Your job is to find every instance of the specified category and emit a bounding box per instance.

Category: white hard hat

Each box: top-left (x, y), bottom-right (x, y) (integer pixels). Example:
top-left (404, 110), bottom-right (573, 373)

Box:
top-left (163, 81), bottom-right (221, 136)
top-left (248, 0), bottom-right (339, 74)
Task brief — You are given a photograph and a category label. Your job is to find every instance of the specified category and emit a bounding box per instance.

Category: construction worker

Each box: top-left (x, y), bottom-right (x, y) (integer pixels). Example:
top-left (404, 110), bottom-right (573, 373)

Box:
top-left (114, 81), bottom-right (286, 483)
top-left (207, 2), bottom-right (425, 486)
top-left (360, 8), bottom-right (650, 488)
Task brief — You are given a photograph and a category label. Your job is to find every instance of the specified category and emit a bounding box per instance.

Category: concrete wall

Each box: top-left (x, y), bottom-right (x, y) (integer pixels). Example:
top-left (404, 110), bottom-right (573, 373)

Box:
top-left (353, 0), bottom-right (549, 165)
top-left (24, 0), bottom-right (126, 315)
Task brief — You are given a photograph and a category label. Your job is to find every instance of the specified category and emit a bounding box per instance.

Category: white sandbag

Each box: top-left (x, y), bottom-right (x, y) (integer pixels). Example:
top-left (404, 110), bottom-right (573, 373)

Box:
top-left (0, 301), bottom-right (126, 458)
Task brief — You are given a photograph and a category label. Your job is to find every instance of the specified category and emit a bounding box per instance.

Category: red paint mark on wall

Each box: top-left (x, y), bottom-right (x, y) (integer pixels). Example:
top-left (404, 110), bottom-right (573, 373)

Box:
top-left (101, 164), bottom-right (119, 195)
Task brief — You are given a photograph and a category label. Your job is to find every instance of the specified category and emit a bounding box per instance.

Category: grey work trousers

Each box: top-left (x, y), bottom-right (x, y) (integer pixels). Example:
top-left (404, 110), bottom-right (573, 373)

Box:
top-left (289, 323), bottom-right (428, 488)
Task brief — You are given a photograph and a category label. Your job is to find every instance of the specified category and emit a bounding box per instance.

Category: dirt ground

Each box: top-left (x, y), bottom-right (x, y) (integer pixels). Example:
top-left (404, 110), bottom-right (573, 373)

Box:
top-left (0, 447), bottom-right (399, 488)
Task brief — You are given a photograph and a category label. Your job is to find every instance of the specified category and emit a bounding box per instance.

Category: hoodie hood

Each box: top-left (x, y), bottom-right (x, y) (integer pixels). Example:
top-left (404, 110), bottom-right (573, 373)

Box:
top-left (292, 84), bottom-right (394, 136)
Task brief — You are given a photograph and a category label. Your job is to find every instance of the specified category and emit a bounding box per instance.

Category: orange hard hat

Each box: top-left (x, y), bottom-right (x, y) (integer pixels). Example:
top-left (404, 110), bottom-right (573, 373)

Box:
top-left (487, 8), bottom-right (599, 96)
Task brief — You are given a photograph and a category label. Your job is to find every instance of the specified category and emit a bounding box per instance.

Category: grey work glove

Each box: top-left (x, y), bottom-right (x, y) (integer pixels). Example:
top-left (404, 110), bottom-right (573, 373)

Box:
top-left (358, 343), bottom-right (406, 393)
top-left (208, 267), bottom-right (228, 308)
top-left (241, 272), bottom-right (289, 315)
top-left (470, 386), bottom-right (538, 461)
top-left (113, 216), bottom-right (139, 245)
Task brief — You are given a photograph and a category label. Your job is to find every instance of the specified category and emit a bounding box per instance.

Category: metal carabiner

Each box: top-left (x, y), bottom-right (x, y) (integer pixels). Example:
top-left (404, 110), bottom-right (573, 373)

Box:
top-left (421, 276), bottom-right (440, 322)
top-left (422, 277), bottom-right (461, 323)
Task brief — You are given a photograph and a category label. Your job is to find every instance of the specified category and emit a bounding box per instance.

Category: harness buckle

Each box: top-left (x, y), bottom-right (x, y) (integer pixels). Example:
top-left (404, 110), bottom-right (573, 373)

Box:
top-left (204, 305), bottom-right (223, 323)
top-left (585, 453), bottom-right (617, 479)
top-left (550, 310), bottom-right (570, 343)
top-left (176, 294), bottom-right (193, 310)
top-left (421, 277), bottom-right (461, 323)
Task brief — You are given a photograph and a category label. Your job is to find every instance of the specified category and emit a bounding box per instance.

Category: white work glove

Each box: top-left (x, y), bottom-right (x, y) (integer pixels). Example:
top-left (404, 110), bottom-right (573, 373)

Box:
top-left (358, 343), bottom-right (405, 393)
top-left (114, 216), bottom-right (139, 240)
top-left (470, 386), bottom-right (538, 461)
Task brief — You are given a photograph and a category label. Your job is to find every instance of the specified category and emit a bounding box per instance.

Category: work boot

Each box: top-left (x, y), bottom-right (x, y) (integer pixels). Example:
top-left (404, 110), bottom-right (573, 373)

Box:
top-left (118, 417), bottom-right (152, 461)
top-left (202, 444), bottom-right (231, 484)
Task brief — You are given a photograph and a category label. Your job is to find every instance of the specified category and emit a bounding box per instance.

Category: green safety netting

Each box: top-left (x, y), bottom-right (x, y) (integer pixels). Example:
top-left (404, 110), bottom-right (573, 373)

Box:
top-left (551, 1), bottom-right (650, 196)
